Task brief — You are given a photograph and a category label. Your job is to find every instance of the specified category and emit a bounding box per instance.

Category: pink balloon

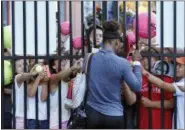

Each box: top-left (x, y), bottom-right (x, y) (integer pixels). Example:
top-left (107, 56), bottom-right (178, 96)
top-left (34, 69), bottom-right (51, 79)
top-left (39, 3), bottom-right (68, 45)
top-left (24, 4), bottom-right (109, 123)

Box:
top-left (133, 13), bottom-right (156, 39)
top-left (73, 37), bottom-right (82, 49)
top-left (60, 21), bottom-right (70, 35)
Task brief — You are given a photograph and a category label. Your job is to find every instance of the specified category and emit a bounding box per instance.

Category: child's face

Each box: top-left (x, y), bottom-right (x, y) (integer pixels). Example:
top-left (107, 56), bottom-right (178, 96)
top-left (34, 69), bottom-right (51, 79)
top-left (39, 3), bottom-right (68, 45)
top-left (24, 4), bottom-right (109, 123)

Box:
top-left (38, 59), bottom-right (44, 66)
top-left (61, 59), bottom-right (70, 71)
top-left (141, 57), bottom-right (157, 70)
top-left (176, 63), bottom-right (185, 78)
top-left (15, 59), bottom-right (24, 74)
top-left (53, 59), bottom-right (70, 72)
top-left (90, 29), bottom-right (103, 47)
top-left (164, 49), bottom-right (172, 63)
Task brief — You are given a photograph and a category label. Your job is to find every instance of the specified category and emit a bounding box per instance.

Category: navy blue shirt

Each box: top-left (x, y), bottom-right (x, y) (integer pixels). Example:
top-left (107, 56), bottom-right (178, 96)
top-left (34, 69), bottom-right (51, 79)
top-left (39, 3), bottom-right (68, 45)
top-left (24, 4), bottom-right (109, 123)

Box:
top-left (86, 48), bottom-right (142, 116)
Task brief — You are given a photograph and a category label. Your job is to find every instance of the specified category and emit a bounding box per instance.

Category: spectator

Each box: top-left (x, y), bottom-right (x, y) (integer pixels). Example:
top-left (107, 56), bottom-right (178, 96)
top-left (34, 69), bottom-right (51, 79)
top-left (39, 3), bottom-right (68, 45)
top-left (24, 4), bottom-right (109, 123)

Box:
top-left (49, 57), bottom-right (81, 129)
top-left (26, 63), bottom-right (50, 129)
top-left (85, 20), bottom-right (142, 129)
top-left (87, 24), bottom-right (103, 53)
top-left (164, 48), bottom-right (174, 77)
top-left (138, 47), bottom-right (174, 129)
top-left (142, 57), bottom-right (185, 129)
top-left (13, 59), bottom-right (38, 129)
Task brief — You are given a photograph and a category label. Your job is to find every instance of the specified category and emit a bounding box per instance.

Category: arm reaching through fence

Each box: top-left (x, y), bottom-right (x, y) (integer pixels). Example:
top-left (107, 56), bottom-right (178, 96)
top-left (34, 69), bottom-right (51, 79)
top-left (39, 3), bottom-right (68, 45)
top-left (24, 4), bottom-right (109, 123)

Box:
top-left (27, 72), bottom-right (45, 97)
top-left (143, 68), bottom-right (175, 92)
top-left (141, 97), bottom-right (174, 109)
top-left (16, 72), bottom-right (38, 88)
top-left (50, 61), bottom-right (82, 93)
top-left (142, 69), bottom-right (176, 93)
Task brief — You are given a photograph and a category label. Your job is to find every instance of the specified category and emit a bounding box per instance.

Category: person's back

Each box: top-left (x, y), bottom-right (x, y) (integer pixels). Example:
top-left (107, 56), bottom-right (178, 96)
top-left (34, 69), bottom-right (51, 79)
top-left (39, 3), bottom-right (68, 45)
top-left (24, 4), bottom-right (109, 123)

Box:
top-left (88, 49), bottom-right (131, 116)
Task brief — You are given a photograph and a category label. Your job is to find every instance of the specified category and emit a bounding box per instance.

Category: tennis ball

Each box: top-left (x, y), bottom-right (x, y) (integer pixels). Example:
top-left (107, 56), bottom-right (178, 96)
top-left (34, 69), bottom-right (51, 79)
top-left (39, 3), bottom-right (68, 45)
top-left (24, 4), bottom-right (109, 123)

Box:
top-left (4, 26), bottom-right (12, 49)
top-left (35, 65), bottom-right (43, 73)
top-left (4, 60), bottom-right (13, 85)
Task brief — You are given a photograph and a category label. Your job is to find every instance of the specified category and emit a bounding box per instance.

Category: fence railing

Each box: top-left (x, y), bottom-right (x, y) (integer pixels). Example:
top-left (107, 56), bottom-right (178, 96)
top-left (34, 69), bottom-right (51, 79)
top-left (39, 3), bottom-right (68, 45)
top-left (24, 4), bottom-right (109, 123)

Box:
top-left (1, 1), bottom-right (185, 129)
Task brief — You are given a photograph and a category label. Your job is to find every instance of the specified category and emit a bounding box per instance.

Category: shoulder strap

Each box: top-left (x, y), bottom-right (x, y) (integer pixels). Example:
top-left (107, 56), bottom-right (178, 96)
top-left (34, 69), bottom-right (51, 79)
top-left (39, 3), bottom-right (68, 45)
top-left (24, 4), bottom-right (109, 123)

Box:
top-left (83, 53), bottom-right (94, 106)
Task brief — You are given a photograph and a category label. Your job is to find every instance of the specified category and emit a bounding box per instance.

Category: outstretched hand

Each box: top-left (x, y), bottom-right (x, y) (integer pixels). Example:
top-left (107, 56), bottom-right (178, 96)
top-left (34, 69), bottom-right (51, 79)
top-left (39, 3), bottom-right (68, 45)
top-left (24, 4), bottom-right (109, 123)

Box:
top-left (141, 96), bottom-right (153, 108)
top-left (132, 50), bottom-right (142, 61)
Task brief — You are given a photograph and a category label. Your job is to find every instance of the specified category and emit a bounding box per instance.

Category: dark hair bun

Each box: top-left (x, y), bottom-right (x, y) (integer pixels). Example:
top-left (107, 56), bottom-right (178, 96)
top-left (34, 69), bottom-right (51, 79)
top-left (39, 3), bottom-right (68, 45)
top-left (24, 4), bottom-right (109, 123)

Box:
top-left (103, 20), bottom-right (119, 32)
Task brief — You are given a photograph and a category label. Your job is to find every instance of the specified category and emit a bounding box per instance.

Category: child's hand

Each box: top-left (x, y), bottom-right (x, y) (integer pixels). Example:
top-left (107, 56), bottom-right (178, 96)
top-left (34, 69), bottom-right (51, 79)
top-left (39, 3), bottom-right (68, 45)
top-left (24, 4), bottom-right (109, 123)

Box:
top-left (37, 72), bottom-right (45, 81)
top-left (141, 97), bottom-right (153, 108)
top-left (43, 71), bottom-right (49, 82)
top-left (132, 50), bottom-right (142, 61)
top-left (30, 71), bottom-right (39, 77)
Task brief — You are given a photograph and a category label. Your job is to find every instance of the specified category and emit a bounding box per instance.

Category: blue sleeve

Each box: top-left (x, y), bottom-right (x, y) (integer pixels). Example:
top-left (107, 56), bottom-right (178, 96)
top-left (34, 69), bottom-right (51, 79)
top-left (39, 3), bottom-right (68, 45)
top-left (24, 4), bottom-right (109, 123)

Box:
top-left (122, 61), bottom-right (142, 92)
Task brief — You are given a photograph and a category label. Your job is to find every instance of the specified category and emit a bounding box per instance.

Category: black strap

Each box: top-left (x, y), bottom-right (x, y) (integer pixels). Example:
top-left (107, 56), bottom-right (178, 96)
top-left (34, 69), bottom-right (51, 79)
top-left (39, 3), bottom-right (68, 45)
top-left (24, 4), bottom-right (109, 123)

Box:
top-left (83, 53), bottom-right (94, 106)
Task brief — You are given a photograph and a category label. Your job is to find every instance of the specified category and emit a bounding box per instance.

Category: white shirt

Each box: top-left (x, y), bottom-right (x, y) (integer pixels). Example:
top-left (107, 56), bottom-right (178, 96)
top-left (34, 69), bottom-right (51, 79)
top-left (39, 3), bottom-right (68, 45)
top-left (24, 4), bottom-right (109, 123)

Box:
top-left (173, 78), bottom-right (185, 129)
top-left (13, 75), bottom-right (24, 118)
top-left (50, 81), bottom-right (71, 128)
top-left (27, 85), bottom-right (47, 120)
top-left (167, 63), bottom-right (174, 77)
top-left (64, 37), bottom-right (70, 52)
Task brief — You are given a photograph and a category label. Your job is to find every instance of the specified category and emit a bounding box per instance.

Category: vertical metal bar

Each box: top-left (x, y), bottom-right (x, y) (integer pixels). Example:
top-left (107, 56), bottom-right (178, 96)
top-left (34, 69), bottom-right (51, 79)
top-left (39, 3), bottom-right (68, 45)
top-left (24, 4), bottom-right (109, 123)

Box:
top-left (57, 1), bottom-right (62, 129)
top-left (93, 1), bottom-right (96, 48)
top-left (1, 1), bottom-right (5, 129)
top-left (123, 1), bottom-right (127, 58)
top-left (81, 1), bottom-right (85, 56)
top-left (69, 1), bottom-right (73, 65)
top-left (11, 1), bottom-right (16, 129)
top-left (160, 1), bottom-right (164, 129)
top-left (173, 1), bottom-right (177, 129)
top-left (23, 1), bottom-right (28, 129)
top-left (135, 2), bottom-right (139, 128)
top-left (102, 1), bottom-right (107, 21)
top-left (116, 1), bottom-right (118, 22)
top-left (45, 1), bottom-right (50, 128)
top-left (34, 1), bottom-right (39, 128)
top-left (112, 1), bottom-right (118, 21)
top-left (135, 1), bottom-right (139, 49)
top-left (147, 1), bottom-right (152, 129)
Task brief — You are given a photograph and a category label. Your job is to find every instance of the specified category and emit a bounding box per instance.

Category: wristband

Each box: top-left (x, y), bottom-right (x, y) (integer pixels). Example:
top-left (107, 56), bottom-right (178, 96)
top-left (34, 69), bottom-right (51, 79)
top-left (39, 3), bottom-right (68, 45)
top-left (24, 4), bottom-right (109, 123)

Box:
top-left (133, 61), bottom-right (141, 66)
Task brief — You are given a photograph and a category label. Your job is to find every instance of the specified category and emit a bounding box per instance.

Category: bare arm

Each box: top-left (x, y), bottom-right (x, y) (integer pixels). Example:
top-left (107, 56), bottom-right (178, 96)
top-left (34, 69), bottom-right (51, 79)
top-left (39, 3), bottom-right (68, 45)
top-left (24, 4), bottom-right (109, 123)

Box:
top-left (41, 84), bottom-right (48, 102)
top-left (141, 97), bottom-right (174, 109)
top-left (151, 99), bottom-right (174, 109)
top-left (16, 73), bottom-right (35, 87)
top-left (142, 69), bottom-right (175, 93)
top-left (50, 68), bottom-right (73, 85)
top-left (50, 61), bottom-right (81, 92)
top-left (122, 82), bottom-right (137, 105)
top-left (27, 77), bottom-right (40, 97)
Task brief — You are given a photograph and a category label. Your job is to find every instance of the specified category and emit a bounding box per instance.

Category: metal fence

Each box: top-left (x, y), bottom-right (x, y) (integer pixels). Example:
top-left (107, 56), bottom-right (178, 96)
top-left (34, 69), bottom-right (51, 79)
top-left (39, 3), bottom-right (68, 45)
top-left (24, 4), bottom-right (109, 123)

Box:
top-left (1, 1), bottom-right (185, 129)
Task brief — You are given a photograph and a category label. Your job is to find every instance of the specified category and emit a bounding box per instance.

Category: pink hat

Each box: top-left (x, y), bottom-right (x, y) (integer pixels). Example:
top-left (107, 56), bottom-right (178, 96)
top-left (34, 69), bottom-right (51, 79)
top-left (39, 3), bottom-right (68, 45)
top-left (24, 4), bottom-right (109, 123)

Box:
top-left (73, 37), bottom-right (82, 49)
top-left (60, 21), bottom-right (70, 35)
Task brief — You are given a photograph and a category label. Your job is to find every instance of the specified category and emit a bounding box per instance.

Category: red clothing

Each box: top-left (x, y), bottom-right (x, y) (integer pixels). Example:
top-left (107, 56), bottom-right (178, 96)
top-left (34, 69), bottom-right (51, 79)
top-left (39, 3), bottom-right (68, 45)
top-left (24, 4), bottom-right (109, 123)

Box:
top-left (139, 76), bottom-right (173, 129)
